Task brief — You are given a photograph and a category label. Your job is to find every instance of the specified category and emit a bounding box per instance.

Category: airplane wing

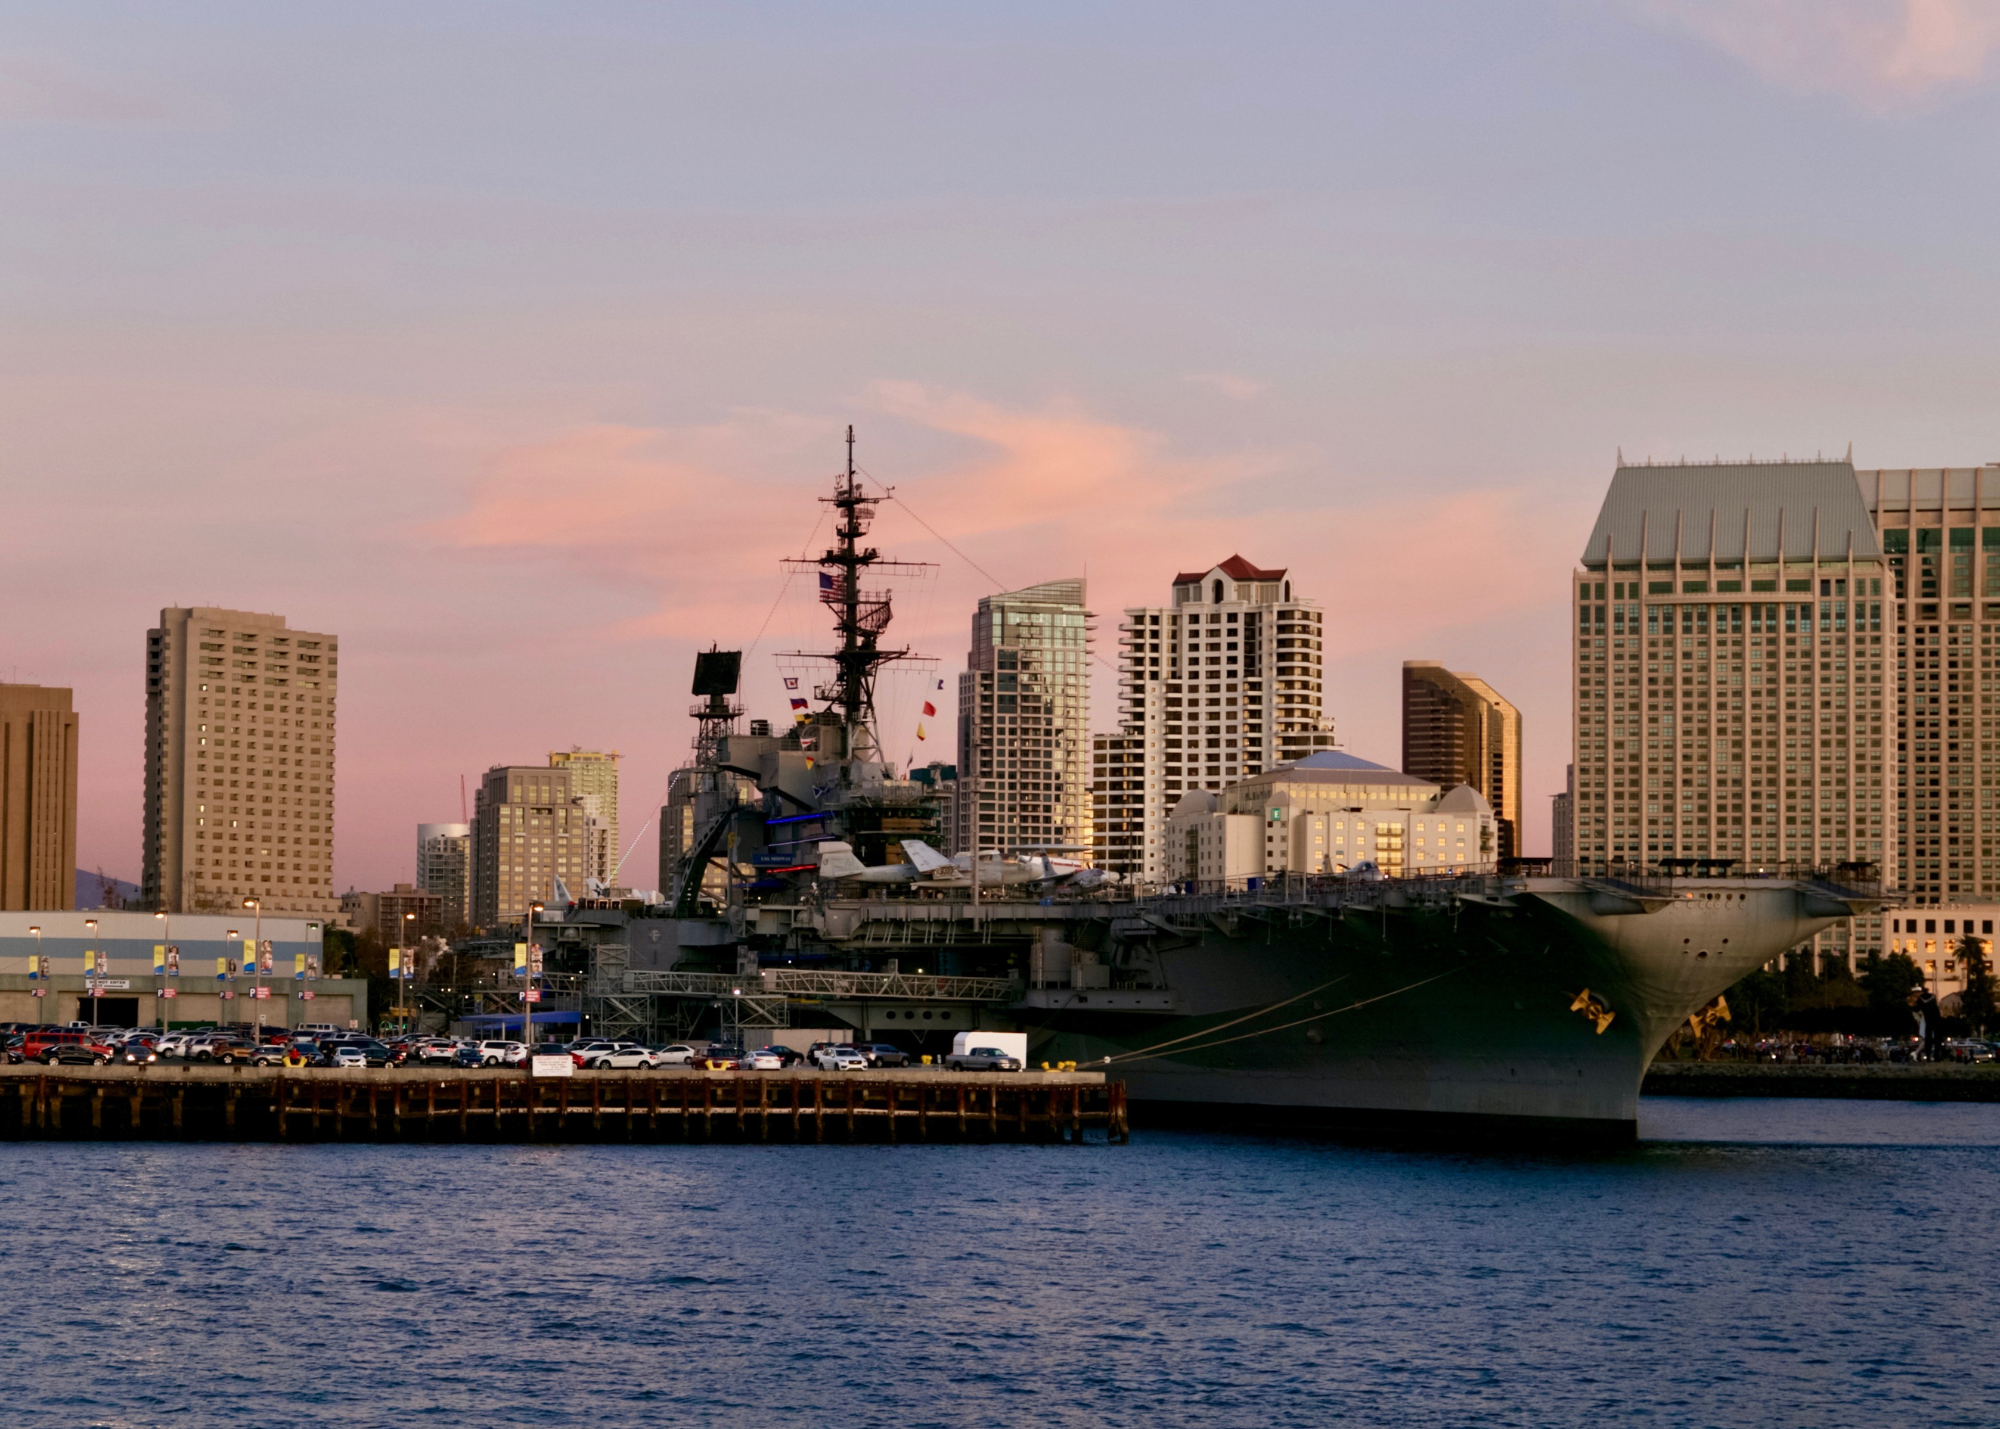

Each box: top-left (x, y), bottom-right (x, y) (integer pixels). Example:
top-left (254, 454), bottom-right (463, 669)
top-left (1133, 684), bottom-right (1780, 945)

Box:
top-left (818, 842), bottom-right (866, 879)
top-left (900, 840), bottom-right (954, 875)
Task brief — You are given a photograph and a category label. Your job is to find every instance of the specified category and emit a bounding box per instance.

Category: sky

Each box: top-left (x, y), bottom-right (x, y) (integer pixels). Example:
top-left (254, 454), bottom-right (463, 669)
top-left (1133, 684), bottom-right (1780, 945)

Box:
top-left (6, 0), bottom-right (2000, 892)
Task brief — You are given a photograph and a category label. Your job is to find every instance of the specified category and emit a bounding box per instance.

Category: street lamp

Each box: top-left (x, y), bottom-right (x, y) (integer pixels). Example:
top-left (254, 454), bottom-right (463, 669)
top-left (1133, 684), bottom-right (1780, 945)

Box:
top-left (244, 899), bottom-right (263, 1035)
top-left (28, 926), bottom-right (41, 1025)
top-left (524, 901), bottom-right (544, 1050)
top-left (85, 918), bottom-right (99, 1027)
top-left (401, 910), bottom-right (417, 1034)
top-left (155, 910), bottom-right (169, 1035)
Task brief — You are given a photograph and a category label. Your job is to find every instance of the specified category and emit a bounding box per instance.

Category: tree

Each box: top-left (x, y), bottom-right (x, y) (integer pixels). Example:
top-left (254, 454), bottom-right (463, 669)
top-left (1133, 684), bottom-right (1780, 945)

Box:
top-left (1727, 963), bottom-right (1788, 1037)
top-left (1959, 935), bottom-right (1997, 1036)
top-left (1862, 950), bottom-right (1924, 1022)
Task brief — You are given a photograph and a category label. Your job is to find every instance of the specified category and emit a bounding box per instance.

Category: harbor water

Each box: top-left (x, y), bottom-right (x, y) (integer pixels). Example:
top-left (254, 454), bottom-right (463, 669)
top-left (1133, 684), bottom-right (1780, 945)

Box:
top-left (4, 1098), bottom-right (1998, 1427)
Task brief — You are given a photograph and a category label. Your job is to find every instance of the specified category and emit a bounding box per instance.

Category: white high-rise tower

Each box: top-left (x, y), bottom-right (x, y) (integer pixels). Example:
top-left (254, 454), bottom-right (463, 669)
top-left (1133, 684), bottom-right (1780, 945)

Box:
top-left (1093, 557), bottom-right (1332, 885)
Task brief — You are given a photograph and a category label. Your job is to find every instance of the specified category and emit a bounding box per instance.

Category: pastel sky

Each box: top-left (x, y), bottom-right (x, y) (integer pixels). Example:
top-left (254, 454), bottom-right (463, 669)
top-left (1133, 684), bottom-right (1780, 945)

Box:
top-left (5, 1), bottom-right (2000, 893)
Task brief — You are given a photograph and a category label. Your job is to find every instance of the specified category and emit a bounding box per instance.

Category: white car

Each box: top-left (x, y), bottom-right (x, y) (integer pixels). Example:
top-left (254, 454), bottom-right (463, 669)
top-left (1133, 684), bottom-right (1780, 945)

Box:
top-left (330, 1046), bottom-right (368, 1069)
top-left (155, 1034), bottom-right (192, 1059)
top-left (584, 1045), bottom-right (661, 1071)
top-left (743, 1051), bottom-right (784, 1070)
top-left (474, 1040), bottom-right (527, 1067)
top-left (654, 1044), bottom-right (700, 1066)
top-left (814, 1047), bottom-right (868, 1071)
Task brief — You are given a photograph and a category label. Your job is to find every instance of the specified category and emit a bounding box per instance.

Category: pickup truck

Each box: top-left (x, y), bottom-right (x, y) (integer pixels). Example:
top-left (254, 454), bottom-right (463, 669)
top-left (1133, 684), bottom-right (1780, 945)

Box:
top-left (944, 1046), bottom-right (1022, 1072)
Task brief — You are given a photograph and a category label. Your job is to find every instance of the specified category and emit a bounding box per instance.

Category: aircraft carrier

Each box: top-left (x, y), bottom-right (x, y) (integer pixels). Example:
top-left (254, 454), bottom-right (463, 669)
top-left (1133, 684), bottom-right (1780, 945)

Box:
top-left (634, 433), bottom-right (1881, 1145)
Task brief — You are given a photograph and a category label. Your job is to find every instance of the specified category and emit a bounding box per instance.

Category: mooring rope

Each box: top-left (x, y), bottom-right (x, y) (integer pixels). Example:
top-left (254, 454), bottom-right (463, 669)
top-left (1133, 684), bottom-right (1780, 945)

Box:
top-left (1092, 968), bottom-right (1462, 1068)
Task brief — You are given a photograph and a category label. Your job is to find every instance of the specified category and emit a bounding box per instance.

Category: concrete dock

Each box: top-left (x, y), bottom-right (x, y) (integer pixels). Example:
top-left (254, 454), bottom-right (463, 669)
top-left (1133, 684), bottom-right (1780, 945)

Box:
top-left (1644, 1062), bottom-right (2000, 1102)
top-left (0, 1065), bottom-right (1128, 1144)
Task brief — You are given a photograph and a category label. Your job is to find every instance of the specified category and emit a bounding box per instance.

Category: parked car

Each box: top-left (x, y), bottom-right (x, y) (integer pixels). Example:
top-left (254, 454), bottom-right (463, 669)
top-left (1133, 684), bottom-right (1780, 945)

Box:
top-left (330, 1046), bottom-right (369, 1069)
top-left (470, 1040), bottom-right (527, 1068)
top-left (854, 1042), bottom-right (910, 1068)
top-left (813, 1046), bottom-right (868, 1071)
top-left (653, 1044), bottom-right (701, 1066)
top-left (192, 1038), bottom-right (260, 1065)
top-left (751, 1045), bottom-right (803, 1068)
top-left (565, 1039), bottom-right (620, 1067)
top-left (699, 1044), bottom-right (746, 1070)
top-left (584, 1044), bottom-right (662, 1071)
top-left (416, 1039), bottom-right (463, 1064)
top-left (318, 1037), bottom-right (394, 1068)
top-left (527, 1041), bottom-right (573, 1061)
top-left (804, 1041), bottom-right (857, 1067)
top-left (18, 1029), bottom-right (96, 1062)
top-left (738, 1050), bottom-right (782, 1070)
top-left (118, 1044), bottom-right (159, 1065)
top-left (944, 1046), bottom-right (1022, 1072)
top-left (43, 1040), bottom-right (116, 1066)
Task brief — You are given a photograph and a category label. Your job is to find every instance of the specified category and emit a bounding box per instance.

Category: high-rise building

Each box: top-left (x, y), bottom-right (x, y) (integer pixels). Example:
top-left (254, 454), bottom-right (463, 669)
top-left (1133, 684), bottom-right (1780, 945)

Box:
top-left (1105, 557), bottom-right (1335, 887)
top-left (550, 748), bottom-right (619, 886)
top-left (1572, 459), bottom-right (1890, 967)
top-left (1857, 466), bottom-right (2000, 906)
top-left (908, 761), bottom-right (960, 855)
top-left (1552, 763), bottom-right (1575, 867)
top-left (471, 763), bottom-right (587, 929)
top-left (1090, 732), bottom-right (1146, 878)
top-left (416, 822), bottom-right (472, 931)
top-left (0, 683), bottom-right (79, 911)
top-left (952, 580), bottom-right (1092, 859)
top-left (142, 607), bottom-right (338, 917)
top-left (1401, 662), bottom-right (1522, 860)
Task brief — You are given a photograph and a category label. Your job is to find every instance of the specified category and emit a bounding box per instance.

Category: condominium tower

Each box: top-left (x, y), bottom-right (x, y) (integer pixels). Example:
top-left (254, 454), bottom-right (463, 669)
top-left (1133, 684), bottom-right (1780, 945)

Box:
top-left (952, 580), bottom-right (1092, 859)
top-left (1572, 460), bottom-right (1888, 966)
top-left (1401, 662), bottom-right (1522, 860)
top-left (550, 748), bottom-right (620, 886)
top-left (1858, 465), bottom-right (2000, 906)
top-left (0, 683), bottom-right (79, 911)
top-left (1097, 557), bottom-right (1334, 885)
top-left (471, 763), bottom-right (587, 928)
top-left (142, 607), bottom-right (339, 917)
top-left (416, 822), bottom-right (472, 931)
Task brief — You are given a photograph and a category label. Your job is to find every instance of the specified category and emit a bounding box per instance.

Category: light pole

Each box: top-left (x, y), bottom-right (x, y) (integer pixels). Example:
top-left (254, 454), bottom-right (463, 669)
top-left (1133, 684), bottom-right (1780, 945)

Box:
top-left (85, 918), bottom-right (99, 1027)
top-left (225, 927), bottom-right (239, 1027)
top-left (524, 901), bottom-right (543, 1050)
top-left (401, 910), bottom-right (416, 1034)
top-left (28, 926), bottom-right (41, 1025)
top-left (155, 910), bottom-right (169, 1035)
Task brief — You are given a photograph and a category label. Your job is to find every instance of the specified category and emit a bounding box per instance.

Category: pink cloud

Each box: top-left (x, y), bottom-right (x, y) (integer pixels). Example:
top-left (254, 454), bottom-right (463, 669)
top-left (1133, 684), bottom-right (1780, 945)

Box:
top-left (1641, 0), bottom-right (2000, 108)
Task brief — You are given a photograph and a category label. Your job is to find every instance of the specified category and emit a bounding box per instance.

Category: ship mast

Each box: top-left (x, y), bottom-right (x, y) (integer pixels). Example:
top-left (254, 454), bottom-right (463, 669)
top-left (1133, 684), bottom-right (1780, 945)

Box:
top-left (783, 427), bottom-right (933, 780)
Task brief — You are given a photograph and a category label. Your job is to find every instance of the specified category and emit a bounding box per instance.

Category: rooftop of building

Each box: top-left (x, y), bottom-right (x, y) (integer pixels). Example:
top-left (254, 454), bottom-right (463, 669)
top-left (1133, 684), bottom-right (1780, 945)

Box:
top-left (1859, 466), bottom-right (2000, 511)
top-left (1250, 751), bottom-right (1439, 788)
top-left (981, 578), bottom-right (1087, 608)
top-left (1581, 457), bottom-right (1880, 567)
top-left (1172, 555), bottom-right (1287, 586)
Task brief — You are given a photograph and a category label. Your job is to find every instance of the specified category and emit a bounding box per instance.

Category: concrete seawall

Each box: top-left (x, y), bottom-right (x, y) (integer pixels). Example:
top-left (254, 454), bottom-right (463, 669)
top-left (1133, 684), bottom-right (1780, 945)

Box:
top-left (1645, 1063), bottom-right (2000, 1102)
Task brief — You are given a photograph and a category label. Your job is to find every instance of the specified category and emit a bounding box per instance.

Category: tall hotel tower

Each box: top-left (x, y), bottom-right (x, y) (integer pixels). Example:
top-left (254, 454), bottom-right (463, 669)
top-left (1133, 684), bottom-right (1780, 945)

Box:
top-left (1573, 460), bottom-right (1889, 966)
top-left (1858, 465), bottom-right (2000, 906)
top-left (952, 580), bottom-right (1092, 859)
top-left (142, 607), bottom-right (339, 916)
top-left (1095, 558), bottom-right (1334, 885)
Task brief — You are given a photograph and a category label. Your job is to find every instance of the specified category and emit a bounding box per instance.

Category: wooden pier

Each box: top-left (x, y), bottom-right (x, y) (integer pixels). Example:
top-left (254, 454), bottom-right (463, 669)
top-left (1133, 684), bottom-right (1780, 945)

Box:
top-left (0, 1065), bottom-right (1129, 1145)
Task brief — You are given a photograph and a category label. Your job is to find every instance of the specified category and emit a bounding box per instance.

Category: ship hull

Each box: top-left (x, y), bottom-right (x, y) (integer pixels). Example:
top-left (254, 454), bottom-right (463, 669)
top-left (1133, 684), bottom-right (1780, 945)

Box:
top-left (1017, 880), bottom-right (1859, 1144)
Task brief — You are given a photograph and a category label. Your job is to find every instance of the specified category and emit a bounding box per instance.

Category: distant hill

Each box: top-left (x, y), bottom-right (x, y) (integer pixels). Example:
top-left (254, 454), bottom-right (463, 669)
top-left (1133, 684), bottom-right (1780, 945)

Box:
top-left (77, 871), bottom-right (142, 910)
